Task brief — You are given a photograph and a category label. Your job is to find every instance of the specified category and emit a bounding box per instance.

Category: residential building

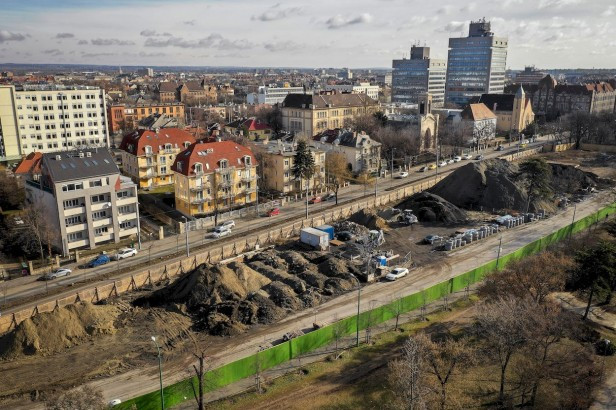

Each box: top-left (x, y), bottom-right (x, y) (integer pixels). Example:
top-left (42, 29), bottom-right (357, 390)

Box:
top-left (0, 84), bottom-right (109, 163)
top-left (260, 140), bottom-right (326, 195)
top-left (179, 81), bottom-right (217, 104)
top-left (445, 19), bottom-right (508, 106)
top-left (224, 117), bottom-right (272, 140)
top-left (119, 128), bottom-right (196, 189)
top-left (507, 75), bottom-right (616, 120)
top-left (23, 148), bottom-right (139, 255)
top-left (324, 82), bottom-right (380, 101)
top-left (107, 102), bottom-right (185, 134)
top-left (376, 72), bottom-right (393, 86)
top-left (246, 85), bottom-right (305, 105)
top-left (137, 68), bottom-right (154, 77)
top-left (514, 66), bottom-right (546, 85)
top-left (311, 129), bottom-right (382, 175)
top-left (472, 86), bottom-right (535, 135)
top-left (157, 81), bottom-right (178, 103)
top-left (338, 69), bottom-right (353, 80)
top-left (392, 45), bottom-right (447, 106)
top-left (172, 140), bottom-right (258, 216)
top-left (460, 103), bottom-right (497, 144)
top-left (14, 151), bottom-right (42, 182)
top-left (281, 93), bottom-right (379, 138)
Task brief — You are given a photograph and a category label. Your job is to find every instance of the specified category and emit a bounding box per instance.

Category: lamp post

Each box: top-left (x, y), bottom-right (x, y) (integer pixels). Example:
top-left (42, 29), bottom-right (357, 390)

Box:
top-left (390, 148), bottom-right (396, 179)
top-left (151, 336), bottom-right (165, 410)
top-left (181, 216), bottom-right (190, 257)
top-left (495, 234), bottom-right (503, 270)
top-left (349, 275), bottom-right (361, 347)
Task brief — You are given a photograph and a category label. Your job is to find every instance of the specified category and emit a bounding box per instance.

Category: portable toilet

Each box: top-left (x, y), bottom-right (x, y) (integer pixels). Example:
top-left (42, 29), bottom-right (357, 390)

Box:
top-left (376, 255), bottom-right (387, 266)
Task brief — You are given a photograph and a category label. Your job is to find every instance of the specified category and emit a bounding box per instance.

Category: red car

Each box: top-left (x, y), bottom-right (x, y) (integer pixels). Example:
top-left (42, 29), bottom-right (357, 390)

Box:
top-left (267, 207), bottom-right (280, 217)
top-left (308, 196), bottom-right (322, 204)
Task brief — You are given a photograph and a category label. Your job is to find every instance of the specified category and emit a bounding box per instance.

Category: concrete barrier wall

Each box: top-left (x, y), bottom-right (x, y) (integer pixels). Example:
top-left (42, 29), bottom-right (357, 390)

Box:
top-left (0, 147), bottom-right (543, 335)
top-left (580, 143), bottom-right (616, 153)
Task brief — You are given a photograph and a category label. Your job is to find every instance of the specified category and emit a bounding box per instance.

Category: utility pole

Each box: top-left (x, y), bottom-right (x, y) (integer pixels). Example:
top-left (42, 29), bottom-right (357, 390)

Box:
top-left (182, 216), bottom-right (190, 257)
top-left (495, 235), bottom-right (503, 269)
top-left (390, 148), bottom-right (396, 179)
top-left (151, 336), bottom-right (165, 410)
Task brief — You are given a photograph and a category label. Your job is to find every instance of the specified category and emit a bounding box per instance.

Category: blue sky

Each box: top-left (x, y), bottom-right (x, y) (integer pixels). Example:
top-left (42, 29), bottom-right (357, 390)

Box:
top-left (0, 0), bottom-right (614, 68)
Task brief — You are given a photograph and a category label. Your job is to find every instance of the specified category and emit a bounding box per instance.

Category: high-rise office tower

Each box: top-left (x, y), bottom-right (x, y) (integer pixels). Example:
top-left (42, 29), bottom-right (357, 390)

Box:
top-left (445, 19), bottom-right (508, 106)
top-left (392, 45), bottom-right (447, 106)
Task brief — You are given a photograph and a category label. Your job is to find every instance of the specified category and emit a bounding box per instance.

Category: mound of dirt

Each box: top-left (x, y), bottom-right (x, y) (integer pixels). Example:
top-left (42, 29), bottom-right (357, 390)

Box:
top-left (396, 192), bottom-right (468, 224)
top-left (0, 302), bottom-right (120, 359)
top-left (349, 209), bottom-right (388, 230)
top-left (549, 163), bottom-right (611, 193)
top-left (317, 256), bottom-right (361, 278)
top-left (226, 262), bottom-right (271, 292)
top-left (263, 281), bottom-right (303, 311)
top-left (278, 250), bottom-right (315, 274)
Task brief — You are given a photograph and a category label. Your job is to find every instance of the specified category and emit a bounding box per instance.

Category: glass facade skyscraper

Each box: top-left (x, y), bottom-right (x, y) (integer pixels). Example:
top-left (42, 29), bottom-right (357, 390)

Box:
top-left (392, 46), bottom-right (447, 107)
top-left (445, 19), bottom-right (508, 107)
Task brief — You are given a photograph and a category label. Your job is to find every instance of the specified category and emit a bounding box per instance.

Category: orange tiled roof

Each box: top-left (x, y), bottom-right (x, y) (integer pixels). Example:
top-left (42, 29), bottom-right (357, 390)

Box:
top-left (172, 140), bottom-right (257, 177)
top-left (14, 152), bottom-right (43, 175)
top-left (119, 128), bottom-right (196, 156)
top-left (462, 103), bottom-right (497, 121)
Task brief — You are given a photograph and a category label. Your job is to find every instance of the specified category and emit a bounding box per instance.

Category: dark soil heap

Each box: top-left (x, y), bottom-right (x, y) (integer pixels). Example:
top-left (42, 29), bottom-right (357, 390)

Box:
top-left (395, 192), bottom-right (468, 224)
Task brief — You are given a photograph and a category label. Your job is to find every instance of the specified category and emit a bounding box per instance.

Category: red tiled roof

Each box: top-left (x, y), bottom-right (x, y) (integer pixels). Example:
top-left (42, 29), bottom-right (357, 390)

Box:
top-left (171, 141), bottom-right (257, 177)
top-left (14, 152), bottom-right (43, 175)
top-left (119, 128), bottom-right (196, 156)
top-left (243, 118), bottom-right (271, 131)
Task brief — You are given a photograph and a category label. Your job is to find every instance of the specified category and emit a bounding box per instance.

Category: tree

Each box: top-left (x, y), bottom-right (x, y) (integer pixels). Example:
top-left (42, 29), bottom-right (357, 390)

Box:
top-left (518, 158), bottom-right (553, 212)
top-left (479, 251), bottom-right (574, 304)
top-left (44, 386), bottom-right (107, 410)
top-left (389, 333), bottom-right (431, 410)
top-left (475, 296), bottom-right (530, 404)
top-left (346, 112), bottom-right (380, 136)
top-left (566, 111), bottom-right (592, 148)
top-left (292, 139), bottom-right (315, 219)
top-left (256, 105), bottom-right (283, 135)
top-left (0, 169), bottom-right (25, 211)
top-left (22, 203), bottom-right (54, 262)
top-left (374, 111), bottom-right (388, 127)
top-left (188, 337), bottom-right (211, 410)
top-left (568, 241), bottom-right (616, 318)
top-left (325, 153), bottom-right (351, 205)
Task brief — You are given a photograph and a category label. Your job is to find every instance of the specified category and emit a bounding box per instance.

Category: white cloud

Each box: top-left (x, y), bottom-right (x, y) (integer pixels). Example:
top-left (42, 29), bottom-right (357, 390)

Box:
top-left (538, 0), bottom-right (581, 9)
top-left (0, 30), bottom-right (26, 43)
top-left (144, 34), bottom-right (253, 50)
top-left (602, 6), bottom-right (615, 16)
top-left (91, 38), bottom-right (135, 46)
top-left (460, 2), bottom-right (477, 12)
top-left (439, 21), bottom-right (466, 32)
top-left (55, 32), bottom-right (74, 39)
top-left (252, 5), bottom-right (302, 22)
top-left (437, 5), bottom-right (453, 15)
top-left (325, 13), bottom-right (373, 29)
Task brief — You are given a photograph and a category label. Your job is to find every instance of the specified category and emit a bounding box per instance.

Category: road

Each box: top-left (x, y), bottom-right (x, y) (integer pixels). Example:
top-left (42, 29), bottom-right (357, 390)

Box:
top-left (75, 186), bottom-right (611, 405)
top-left (0, 139), bottom-right (546, 312)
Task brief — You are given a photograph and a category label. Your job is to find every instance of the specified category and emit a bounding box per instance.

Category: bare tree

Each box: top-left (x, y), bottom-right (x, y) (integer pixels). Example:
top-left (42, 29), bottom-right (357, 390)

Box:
top-left (332, 315), bottom-right (346, 359)
top-left (474, 296), bottom-right (530, 404)
top-left (389, 333), bottom-right (431, 410)
top-left (44, 386), bottom-right (107, 410)
top-left (325, 153), bottom-right (351, 205)
top-left (188, 335), bottom-right (212, 410)
top-left (386, 294), bottom-right (405, 331)
top-left (22, 203), bottom-right (54, 263)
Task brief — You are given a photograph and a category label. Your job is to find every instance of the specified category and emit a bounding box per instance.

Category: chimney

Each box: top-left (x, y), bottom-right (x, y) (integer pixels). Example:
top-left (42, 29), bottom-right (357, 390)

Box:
top-left (86, 151), bottom-right (92, 157)
top-left (79, 152), bottom-right (84, 158)
top-left (55, 155), bottom-right (61, 161)
top-left (493, 103), bottom-right (498, 112)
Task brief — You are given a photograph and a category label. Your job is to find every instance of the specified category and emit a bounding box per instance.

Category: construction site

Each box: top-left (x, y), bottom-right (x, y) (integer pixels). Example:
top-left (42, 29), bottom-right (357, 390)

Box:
top-left (0, 150), bottom-right (615, 407)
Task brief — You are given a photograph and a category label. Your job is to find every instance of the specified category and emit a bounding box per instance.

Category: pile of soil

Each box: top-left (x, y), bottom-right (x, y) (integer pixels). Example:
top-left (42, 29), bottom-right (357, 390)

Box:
top-left (396, 192), bottom-right (468, 224)
top-left (429, 159), bottom-right (608, 213)
top-left (348, 209), bottom-right (388, 231)
top-left (0, 302), bottom-right (120, 359)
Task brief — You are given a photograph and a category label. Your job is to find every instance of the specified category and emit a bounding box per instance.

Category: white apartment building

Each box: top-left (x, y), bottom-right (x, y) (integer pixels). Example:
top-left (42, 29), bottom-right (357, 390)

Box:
top-left (246, 85), bottom-right (306, 105)
top-left (24, 148), bottom-right (139, 255)
top-left (0, 84), bottom-right (109, 162)
top-left (324, 82), bottom-right (380, 101)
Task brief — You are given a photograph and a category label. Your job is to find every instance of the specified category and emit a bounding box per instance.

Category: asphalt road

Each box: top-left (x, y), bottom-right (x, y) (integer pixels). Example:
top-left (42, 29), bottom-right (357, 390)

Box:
top-left (0, 138), bottom-right (546, 313)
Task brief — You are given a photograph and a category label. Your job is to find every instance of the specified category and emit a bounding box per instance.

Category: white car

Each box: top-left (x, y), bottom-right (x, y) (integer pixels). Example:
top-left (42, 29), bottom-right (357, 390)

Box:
top-left (216, 220), bottom-right (235, 230)
top-left (115, 248), bottom-right (138, 260)
top-left (396, 171), bottom-right (409, 178)
top-left (385, 267), bottom-right (409, 281)
top-left (42, 268), bottom-right (72, 280)
top-left (108, 399), bottom-right (122, 407)
top-left (446, 159), bottom-right (455, 165)
top-left (462, 154), bottom-right (473, 160)
top-left (438, 161), bottom-right (448, 167)
top-left (453, 156), bottom-right (462, 162)
top-left (212, 227), bottom-right (232, 238)
top-left (418, 166), bottom-right (429, 172)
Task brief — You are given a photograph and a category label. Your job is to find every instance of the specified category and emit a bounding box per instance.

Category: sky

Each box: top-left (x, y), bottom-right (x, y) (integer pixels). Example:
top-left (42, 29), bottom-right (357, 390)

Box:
top-left (0, 0), bottom-right (614, 69)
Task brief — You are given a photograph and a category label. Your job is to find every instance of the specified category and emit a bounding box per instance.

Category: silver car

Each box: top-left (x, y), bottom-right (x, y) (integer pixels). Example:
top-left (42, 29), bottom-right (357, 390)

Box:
top-left (42, 268), bottom-right (72, 280)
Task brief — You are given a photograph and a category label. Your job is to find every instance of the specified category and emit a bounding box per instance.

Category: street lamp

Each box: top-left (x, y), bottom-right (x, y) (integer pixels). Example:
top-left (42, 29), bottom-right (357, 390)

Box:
top-left (181, 216), bottom-right (190, 257)
top-left (151, 336), bottom-right (165, 410)
top-left (349, 275), bottom-right (361, 347)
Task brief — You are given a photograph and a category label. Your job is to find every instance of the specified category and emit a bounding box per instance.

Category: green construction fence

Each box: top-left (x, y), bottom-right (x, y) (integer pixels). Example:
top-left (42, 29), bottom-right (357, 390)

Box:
top-left (119, 203), bottom-right (616, 410)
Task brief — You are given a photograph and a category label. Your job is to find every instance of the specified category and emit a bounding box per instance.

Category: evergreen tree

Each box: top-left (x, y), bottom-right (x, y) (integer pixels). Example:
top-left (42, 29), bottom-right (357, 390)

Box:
top-left (292, 140), bottom-right (315, 218)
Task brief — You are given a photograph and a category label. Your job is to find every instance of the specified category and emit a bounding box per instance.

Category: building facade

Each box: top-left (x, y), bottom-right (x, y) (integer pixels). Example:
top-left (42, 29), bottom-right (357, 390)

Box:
top-left (119, 128), bottom-right (196, 189)
top-left (0, 84), bottom-right (109, 162)
top-left (172, 141), bottom-right (258, 216)
top-left (445, 19), bottom-right (508, 106)
top-left (472, 86), bottom-right (535, 134)
top-left (460, 103), bottom-right (497, 144)
top-left (281, 93), bottom-right (379, 138)
top-left (224, 117), bottom-right (272, 140)
top-left (324, 83), bottom-right (380, 101)
top-left (24, 149), bottom-right (139, 255)
top-left (260, 140), bottom-right (326, 195)
top-left (246, 85), bottom-right (306, 105)
top-left (312, 129), bottom-right (382, 175)
top-left (392, 46), bottom-right (447, 106)
top-left (107, 102), bottom-right (185, 134)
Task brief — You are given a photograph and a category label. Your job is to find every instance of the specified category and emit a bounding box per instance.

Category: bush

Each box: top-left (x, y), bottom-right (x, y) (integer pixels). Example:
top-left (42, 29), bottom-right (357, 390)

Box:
top-left (595, 339), bottom-right (616, 356)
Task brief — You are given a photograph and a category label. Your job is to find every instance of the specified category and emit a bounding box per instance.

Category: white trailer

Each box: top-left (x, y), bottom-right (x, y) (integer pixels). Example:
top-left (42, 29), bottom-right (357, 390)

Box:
top-left (300, 228), bottom-right (330, 250)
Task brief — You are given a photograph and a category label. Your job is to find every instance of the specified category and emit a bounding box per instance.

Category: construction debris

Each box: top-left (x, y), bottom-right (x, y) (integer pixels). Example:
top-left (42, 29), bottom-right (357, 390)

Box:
top-left (396, 192), bottom-right (468, 224)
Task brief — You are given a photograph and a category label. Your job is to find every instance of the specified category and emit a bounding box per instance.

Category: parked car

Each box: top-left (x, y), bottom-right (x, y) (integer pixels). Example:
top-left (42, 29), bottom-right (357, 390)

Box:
top-left (446, 159), bottom-right (454, 165)
top-left (323, 192), bottom-right (336, 201)
top-left (87, 254), bottom-right (111, 268)
top-left (114, 247), bottom-right (137, 260)
top-left (267, 207), bottom-right (280, 217)
top-left (424, 234), bottom-right (442, 244)
top-left (462, 154), bottom-right (473, 160)
top-left (40, 268), bottom-right (72, 280)
top-left (385, 267), bottom-right (409, 281)
top-left (438, 161), bottom-right (448, 167)
top-left (475, 154), bottom-right (484, 160)
top-left (428, 163), bottom-right (437, 170)
top-left (453, 156), bottom-right (462, 162)
top-left (418, 166), bottom-right (429, 172)
top-left (13, 217), bottom-right (24, 225)
top-left (336, 231), bottom-right (355, 241)
top-left (396, 171), bottom-right (410, 178)
top-left (219, 220), bottom-right (235, 229)
top-left (308, 196), bottom-right (322, 204)
top-left (108, 399), bottom-right (122, 407)
top-left (496, 145), bottom-right (505, 151)
top-left (212, 226), bottom-right (232, 238)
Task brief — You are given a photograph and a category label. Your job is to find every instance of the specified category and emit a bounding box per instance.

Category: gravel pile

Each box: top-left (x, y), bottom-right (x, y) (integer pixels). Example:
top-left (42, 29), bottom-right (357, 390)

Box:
top-left (396, 192), bottom-right (468, 224)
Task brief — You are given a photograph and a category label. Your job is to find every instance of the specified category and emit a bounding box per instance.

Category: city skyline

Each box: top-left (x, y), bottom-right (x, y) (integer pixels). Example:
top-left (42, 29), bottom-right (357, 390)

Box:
top-left (0, 0), bottom-right (615, 69)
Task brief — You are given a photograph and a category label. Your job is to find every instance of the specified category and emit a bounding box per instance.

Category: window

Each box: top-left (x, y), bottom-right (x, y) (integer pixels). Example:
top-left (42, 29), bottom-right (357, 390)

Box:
top-left (92, 210), bottom-right (107, 220)
top-left (118, 205), bottom-right (131, 214)
top-left (194, 163), bottom-right (202, 174)
top-left (160, 166), bottom-right (167, 174)
top-left (160, 156), bottom-right (166, 164)
top-left (63, 199), bottom-right (80, 209)
top-left (94, 227), bottom-right (109, 236)
top-left (220, 159), bottom-right (228, 169)
top-left (62, 182), bottom-right (84, 192)
top-left (117, 190), bottom-right (130, 199)
top-left (244, 156), bottom-right (252, 166)
top-left (91, 194), bottom-right (106, 203)
top-left (68, 232), bottom-right (83, 242)
top-left (119, 221), bottom-right (133, 229)
top-left (90, 179), bottom-right (102, 187)
top-left (65, 216), bottom-right (82, 226)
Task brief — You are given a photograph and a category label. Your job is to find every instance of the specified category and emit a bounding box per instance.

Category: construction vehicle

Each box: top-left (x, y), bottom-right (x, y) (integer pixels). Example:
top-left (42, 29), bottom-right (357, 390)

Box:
top-left (399, 209), bottom-right (418, 225)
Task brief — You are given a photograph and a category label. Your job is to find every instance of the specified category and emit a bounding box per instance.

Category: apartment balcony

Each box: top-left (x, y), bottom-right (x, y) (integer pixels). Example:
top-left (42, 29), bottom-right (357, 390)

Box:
top-left (245, 187), bottom-right (257, 193)
top-left (91, 202), bottom-right (110, 212)
top-left (92, 217), bottom-right (112, 228)
top-left (94, 233), bottom-right (114, 243)
top-left (65, 223), bottom-right (87, 234)
top-left (190, 185), bottom-right (204, 192)
top-left (118, 212), bottom-right (138, 222)
top-left (117, 196), bottom-right (137, 207)
top-left (241, 175), bottom-right (256, 183)
top-left (144, 152), bottom-right (154, 157)
top-left (67, 239), bottom-right (89, 250)
top-left (140, 172), bottom-right (156, 179)
top-left (63, 205), bottom-right (85, 217)
top-left (191, 196), bottom-right (211, 204)
top-left (139, 161), bottom-right (157, 169)
top-left (119, 226), bottom-right (138, 237)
